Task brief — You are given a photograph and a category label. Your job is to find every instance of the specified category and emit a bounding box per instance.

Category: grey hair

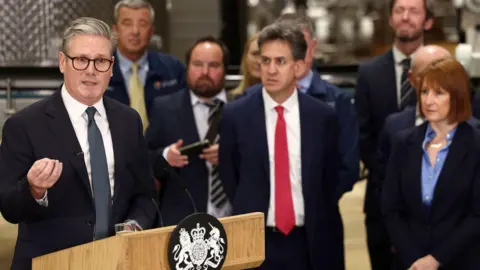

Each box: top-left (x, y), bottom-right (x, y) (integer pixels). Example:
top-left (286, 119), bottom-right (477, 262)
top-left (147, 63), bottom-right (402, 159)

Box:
top-left (275, 13), bottom-right (316, 38)
top-left (62, 17), bottom-right (117, 55)
top-left (114, 0), bottom-right (155, 23)
top-left (257, 23), bottom-right (307, 61)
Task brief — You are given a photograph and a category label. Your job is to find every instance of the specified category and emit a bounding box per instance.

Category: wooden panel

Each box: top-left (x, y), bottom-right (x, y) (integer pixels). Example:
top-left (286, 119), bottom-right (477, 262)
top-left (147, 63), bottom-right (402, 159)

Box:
top-left (32, 212), bottom-right (265, 270)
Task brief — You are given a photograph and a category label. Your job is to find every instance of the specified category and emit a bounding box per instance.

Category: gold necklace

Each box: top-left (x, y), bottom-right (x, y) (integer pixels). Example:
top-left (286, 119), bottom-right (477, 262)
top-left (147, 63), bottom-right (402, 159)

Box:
top-left (429, 142), bottom-right (444, 149)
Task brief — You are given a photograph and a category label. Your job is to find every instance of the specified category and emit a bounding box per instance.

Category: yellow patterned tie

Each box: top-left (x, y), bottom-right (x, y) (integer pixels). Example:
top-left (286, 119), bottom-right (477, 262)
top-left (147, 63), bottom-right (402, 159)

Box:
top-left (129, 63), bottom-right (149, 132)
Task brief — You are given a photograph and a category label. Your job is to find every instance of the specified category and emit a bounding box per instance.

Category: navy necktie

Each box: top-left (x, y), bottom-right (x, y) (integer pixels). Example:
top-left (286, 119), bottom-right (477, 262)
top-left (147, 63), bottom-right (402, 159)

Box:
top-left (86, 106), bottom-right (111, 240)
top-left (400, 58), bottom-right (416, 110)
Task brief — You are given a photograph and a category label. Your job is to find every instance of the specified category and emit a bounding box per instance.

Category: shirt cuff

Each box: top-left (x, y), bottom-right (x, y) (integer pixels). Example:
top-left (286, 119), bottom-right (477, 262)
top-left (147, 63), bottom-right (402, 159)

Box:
top-left (162, 146), bottom-right (170, 160)
top-left (35, 190), bottom-right (49, 207)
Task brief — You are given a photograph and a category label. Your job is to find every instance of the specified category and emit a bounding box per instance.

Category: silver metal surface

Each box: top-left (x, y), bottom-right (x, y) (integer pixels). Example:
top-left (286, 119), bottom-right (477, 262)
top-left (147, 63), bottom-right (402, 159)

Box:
top-left (0, 0), bottom-right (115, 67)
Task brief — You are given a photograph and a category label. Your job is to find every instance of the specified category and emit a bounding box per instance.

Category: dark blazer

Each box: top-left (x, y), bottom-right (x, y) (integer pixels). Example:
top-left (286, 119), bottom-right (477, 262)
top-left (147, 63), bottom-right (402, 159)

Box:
top-left (105, 50), bottom-right (186, 120)
top-left (0, 90), bottom-right (157, 270)
top-left (382, 122), bottom-right (480, 269)
top-left (145, 89), bottom-right (219, 226)
top-left (377, 107), bottom-right (480, 185)
top-left (245, 70), bottom-right (359, 198)
top-left (219, 89), bottom-right (344, 269)
top-left (355, 49), bottom-right (401, 215)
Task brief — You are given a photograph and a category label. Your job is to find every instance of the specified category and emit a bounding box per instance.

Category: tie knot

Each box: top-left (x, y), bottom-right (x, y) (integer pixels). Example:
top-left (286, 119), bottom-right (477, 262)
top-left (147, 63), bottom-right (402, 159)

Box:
top-left (275, 106), bottom-right (284, 115)
top-left (131, 63), bottom-right (139, 73)
top-left (204, 98), bottom-right (223, 109)
top-left (401, 58), bottom-right (411, 69)
top-left (86, 106), bottom-right (97, 122)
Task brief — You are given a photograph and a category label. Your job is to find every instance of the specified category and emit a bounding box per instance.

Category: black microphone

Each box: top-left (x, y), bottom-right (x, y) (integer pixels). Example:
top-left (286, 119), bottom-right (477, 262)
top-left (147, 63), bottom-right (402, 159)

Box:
top-left (154, 156), bottom-right (198, 213)
top-left (126, 164), bottom-right (164, 228)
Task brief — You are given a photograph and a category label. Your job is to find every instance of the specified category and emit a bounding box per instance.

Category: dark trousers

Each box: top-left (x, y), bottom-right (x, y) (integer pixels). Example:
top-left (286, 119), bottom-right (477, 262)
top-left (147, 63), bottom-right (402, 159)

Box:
top-left (254, 227), bottom-right (311, 270)
top-left (366, 215), bottom-right (395, 270)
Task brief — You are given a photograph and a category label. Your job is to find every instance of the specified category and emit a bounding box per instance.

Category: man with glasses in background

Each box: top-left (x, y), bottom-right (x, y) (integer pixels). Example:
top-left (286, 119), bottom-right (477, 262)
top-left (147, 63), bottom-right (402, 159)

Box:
top-left (106, 0), bottom-right (186, 132)
top-left (0, 17), bottom-right (157, 270)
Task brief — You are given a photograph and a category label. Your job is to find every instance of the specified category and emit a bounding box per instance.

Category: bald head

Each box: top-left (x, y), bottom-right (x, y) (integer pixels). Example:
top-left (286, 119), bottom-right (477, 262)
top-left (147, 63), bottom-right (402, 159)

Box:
top-left (411, 45), bottom-right (451, 74)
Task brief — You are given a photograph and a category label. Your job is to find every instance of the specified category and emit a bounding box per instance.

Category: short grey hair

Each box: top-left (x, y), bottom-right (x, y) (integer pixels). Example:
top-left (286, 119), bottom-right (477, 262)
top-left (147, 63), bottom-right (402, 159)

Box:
top-left (257, 23), bottom-right (307, 61)
top-left (114, 0), bottom-right (155, 23)
top-left (275, 13), bottom-right (316, 38)
top-left (62, 17), bottom-right (117, 55)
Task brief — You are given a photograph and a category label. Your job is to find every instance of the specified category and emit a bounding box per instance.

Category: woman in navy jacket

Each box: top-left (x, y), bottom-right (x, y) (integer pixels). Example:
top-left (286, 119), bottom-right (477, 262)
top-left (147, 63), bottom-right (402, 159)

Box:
top-left (382, 57), bottom-right (480, 270)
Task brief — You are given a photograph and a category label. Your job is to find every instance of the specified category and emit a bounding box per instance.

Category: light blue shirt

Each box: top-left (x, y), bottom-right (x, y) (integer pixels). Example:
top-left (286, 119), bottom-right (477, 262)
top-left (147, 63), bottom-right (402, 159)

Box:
top-left (297, 70), bottom-right (313, 93)
top-left (421, 124), bottom-right (457, 206)
top-left (116, 49), bottom-right (149, 94)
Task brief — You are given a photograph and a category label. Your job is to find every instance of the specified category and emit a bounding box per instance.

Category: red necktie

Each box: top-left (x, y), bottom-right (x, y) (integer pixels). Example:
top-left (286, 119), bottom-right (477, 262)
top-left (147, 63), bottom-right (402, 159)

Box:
top-left (274, 106), bottom-right (295, 235)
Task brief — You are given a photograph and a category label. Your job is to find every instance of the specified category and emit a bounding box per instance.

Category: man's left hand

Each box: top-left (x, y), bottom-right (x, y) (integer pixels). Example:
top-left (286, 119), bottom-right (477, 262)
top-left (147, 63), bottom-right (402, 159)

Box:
top-left (199, 144), bottom-right (219, 165)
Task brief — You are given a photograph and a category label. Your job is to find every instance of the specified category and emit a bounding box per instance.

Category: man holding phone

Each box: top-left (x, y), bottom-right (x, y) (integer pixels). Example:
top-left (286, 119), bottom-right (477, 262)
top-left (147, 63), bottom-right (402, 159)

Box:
top-left (146, 36), bottom-right (233, 225)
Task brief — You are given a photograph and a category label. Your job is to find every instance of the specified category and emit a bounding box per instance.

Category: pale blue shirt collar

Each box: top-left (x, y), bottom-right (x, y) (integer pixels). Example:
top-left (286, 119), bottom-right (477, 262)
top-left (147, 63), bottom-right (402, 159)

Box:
top-left (116, 48), bottom-right (149, 74)
top-left (297, 70), bottom-right (313, 93)
top-left (422, 123), bottom-right (457, 150)
top-left (190, 89), bottom-right (228, 106)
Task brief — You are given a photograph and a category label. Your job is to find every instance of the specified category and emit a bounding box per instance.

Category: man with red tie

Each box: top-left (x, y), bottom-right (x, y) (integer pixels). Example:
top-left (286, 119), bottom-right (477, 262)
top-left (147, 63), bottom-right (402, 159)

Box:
top-left (219, 22), bottom-right (343, 270)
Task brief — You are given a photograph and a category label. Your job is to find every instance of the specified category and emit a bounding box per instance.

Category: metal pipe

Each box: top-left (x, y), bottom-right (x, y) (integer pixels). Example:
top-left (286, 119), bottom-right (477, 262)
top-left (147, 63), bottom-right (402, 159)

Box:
top-left (5, 78), bottom-right (16, 116)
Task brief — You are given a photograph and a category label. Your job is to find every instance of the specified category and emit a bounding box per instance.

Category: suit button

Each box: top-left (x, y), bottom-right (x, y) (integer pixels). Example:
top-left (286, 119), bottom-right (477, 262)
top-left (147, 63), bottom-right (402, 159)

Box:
top-left (86, 221), bottom-right (93, 227)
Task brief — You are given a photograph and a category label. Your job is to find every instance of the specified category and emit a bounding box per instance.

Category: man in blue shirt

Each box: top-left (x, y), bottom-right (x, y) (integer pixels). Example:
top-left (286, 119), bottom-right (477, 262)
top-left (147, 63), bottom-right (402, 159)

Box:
top-left (106, 0), bottom-right (186, 129)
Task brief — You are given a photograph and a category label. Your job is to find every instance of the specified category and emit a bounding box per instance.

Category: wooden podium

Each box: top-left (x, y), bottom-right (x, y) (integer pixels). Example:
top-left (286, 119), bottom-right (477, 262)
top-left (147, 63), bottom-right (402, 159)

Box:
top-left (32, 212), bottom-right (265, 270)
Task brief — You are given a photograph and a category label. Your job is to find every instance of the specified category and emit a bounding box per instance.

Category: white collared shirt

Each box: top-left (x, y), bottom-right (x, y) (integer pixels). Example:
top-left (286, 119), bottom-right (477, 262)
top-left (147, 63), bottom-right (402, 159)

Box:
top-left (61, 85), bottom-right (115, 196)
top-left (262, 88), bottom-right (304, 227)
top-left (162, 90), bottom-right (232, 218)
top-left (392, 45), bottom-right (421, 107)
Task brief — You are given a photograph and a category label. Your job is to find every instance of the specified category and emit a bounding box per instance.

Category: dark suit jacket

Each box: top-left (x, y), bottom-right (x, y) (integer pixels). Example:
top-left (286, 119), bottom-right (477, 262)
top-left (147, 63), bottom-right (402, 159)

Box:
top-left (146, 89), bottom-right (216, 226)
top-left (382, 122), bottom-right (480, 269)
top-left (245, 70), bottom-right (359, 198)
top-left (376, 107), bottom-right (480, 194)
top-left (355, 49), bottom-right (401, 215)
top-left (0, 90), bottom-right (157, 270)
top-left (105, 50), bottom-right (186, 120)
top-left (219, 89), bottom-right (344, 269)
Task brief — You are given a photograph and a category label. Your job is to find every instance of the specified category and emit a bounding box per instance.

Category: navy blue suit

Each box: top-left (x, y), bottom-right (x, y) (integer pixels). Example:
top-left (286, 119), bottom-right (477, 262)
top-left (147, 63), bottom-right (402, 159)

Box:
top-left (377, 107), bottom-right (480, 190)
top-left (382, 122), bottom-right (480, 269)
top-left (219, 89), bottom-right (344, 270)
top-left (0, 91), bottom-right (157, 270)
top-left (105, 50), bottom-right (186, 120)
top-left (245, 70), bottom-right (359, 198)
top-left (355, 50), bottom-right (400, 270)
top-left (145, 89), bottom-right (210, 226)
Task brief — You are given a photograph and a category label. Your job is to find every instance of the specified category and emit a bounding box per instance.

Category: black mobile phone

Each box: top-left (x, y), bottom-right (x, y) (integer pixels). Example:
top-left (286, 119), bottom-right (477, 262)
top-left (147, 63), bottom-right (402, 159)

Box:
top-left (179, 140), bottom-right (210, 156)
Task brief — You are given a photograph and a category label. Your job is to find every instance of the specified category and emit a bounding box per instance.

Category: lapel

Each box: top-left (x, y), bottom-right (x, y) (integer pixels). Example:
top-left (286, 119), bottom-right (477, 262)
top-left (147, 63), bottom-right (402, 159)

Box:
top-left (250, 90), bottom-right (270, 182)
top-left (404, 122), bottom-right (428, 218)
top-left (298, 93), bottom-right (314, 197)
top-left (431, 122), bottom-right (470, 209)
top-left (381, 50), bottom-right (399, 111)
top-left (179, 89), bottom-right (201, 143)
top-left (103, 97), bottom-right (125, 202)
top-left (45, 90), bottom-right (92, 199)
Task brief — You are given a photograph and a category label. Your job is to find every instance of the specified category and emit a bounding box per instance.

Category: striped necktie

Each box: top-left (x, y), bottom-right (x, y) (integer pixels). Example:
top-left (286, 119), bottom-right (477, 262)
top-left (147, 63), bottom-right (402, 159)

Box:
top-left (399, 58), bottom-right (416, 110)
top-left (204, 99), bottom-right (228, 209)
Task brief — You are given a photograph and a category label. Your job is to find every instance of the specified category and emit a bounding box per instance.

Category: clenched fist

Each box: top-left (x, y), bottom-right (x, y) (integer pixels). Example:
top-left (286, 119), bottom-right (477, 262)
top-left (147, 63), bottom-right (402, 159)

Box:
top-left (27, 158), bottom-right (63, 199)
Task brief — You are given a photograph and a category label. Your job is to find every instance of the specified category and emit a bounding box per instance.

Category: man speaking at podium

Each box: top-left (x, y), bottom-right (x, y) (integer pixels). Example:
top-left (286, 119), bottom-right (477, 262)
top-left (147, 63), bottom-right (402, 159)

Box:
top-left (0, 17), bottom-right (157, 270)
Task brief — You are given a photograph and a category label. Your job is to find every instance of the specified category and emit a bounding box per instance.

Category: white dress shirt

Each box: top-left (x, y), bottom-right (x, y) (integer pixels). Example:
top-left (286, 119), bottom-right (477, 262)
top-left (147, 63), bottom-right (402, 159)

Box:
top-left (35, 85), bottom-right (115, 206)
top-left (392, 45), bottom-right (421, 107)
top-left (162, 90), bottom-right (232, 218)
top-left (61, 85), bottom-right (116, 196)
top-left (263, 88), bottom-right (305, 227)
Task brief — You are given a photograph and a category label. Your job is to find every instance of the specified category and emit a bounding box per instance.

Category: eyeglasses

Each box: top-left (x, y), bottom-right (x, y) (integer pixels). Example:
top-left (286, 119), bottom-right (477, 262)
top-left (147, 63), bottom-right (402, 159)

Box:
top-left (63, 52), bottom-right (113, 72)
